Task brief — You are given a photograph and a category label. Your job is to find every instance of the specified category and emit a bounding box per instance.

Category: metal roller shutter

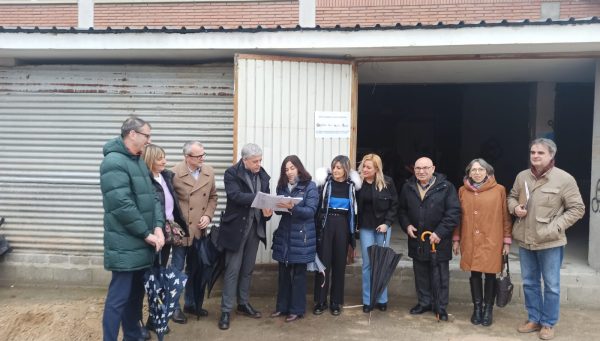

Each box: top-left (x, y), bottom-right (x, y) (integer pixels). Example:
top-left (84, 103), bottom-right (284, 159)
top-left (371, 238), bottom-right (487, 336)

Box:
top-left (0, 64), bottom-right (234, 256)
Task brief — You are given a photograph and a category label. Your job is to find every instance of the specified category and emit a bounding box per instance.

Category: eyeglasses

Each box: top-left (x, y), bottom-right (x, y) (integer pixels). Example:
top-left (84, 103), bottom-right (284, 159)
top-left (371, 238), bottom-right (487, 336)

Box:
top-left (470, 168), bottom-right (487, 173)
top-left (135, 131), bottom-right (151, 139)
top-left (187, 153), bottom-right (207, 159)
top-left (414, 166), bottom-right (432, 172)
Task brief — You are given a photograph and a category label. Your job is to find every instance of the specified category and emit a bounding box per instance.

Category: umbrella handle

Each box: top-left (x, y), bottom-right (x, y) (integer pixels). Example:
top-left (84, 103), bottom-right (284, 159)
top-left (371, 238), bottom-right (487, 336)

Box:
top-left (420, 231), bottom-right (436, 252)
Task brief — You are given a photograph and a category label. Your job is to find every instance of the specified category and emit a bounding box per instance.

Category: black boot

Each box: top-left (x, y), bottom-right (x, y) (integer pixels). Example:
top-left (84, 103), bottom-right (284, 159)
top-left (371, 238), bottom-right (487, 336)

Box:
top-left (469, 276), bottom-right (483, 325)
top-left (482, 276), bottom-right (496, 327)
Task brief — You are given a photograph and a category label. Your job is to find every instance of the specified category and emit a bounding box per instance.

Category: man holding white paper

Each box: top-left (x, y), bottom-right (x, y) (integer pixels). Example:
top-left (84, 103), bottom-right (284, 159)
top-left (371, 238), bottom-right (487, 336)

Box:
top-left (507, 138), bottom-right (584, 340)
top-left (217, 143), bottom-right (273, 330)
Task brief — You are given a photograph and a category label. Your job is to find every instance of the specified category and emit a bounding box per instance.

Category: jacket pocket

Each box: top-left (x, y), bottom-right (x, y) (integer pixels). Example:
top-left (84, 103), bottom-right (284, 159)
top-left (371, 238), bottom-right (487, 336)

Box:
top-left (535, 216), bottom-right (560, 243)
top-left (540, 187), bottom-right (561, 208)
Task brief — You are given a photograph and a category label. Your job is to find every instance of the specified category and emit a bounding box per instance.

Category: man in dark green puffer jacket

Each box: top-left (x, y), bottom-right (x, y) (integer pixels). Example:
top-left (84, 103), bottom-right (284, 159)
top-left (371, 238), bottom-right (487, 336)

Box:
top-left (100, 116), bottom-right (165, 341)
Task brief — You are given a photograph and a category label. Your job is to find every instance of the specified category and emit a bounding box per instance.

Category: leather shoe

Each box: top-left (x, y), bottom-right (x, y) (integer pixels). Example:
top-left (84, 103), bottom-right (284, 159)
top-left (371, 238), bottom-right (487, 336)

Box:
top-left (218, 312), bottom-right (230, 330)
top-left (330, 303), bottom-right (341, 316)
top-left (362, 305), bottom-right (372, 313)
top-left (171, 308), bottom-right (187, 324)
top-left (313, 302), bottom-right (327, 315)
top-left (517, 321), bottom-right (542, 333)
top-left (237, 303), bottom-right (262, 318)
top-left (409, 304), bottom-right (432, 315)
top-left (270, 311), bottom-right (286, 318)
top-left (377, 303), bottom-right (387, 312)
top-left (285, 314), bottom-right (302, 322)
top-left (183, 305), bottom-right (209, 317)
top-left (438, 309), bottom-right (448, 321)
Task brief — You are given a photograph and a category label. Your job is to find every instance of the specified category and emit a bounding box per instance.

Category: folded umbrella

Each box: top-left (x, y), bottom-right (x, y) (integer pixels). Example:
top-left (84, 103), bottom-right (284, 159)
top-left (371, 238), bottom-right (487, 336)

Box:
top-left (421, 231), bottom-right (442, 322)
top-left (189, 227), bottom-right (225, 319)
top-left (367, 233), bottom-right (402, 309)
top-left (144, 252), bottom-right (187, 341)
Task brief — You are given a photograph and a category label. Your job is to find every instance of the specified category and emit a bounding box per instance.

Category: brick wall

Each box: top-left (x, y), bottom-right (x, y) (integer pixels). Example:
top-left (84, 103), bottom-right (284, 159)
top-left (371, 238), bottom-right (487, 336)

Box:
top-left (0, 0), bottom-right (599, 29)
top-left (0, 5), bottom-right (77, 27)
top-left (95, 1), bottom-right (298, 29)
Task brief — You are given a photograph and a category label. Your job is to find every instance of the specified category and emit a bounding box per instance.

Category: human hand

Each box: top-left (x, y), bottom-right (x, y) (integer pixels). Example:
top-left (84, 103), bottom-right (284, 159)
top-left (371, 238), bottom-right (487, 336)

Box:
top-left (430, 232), bottom-right (441, 244)
top-left (452, 241), bottom-right (460, 255)
top-left (144, 234), bottom-right (161, 252)
top-left (262, 208), bottom-right (273, 217)
top-left (376, 224), bottom-right (388, 233)
top-left (514, 205), bottom-right (528, 218)
top-left (502, 244), bottom-right (510, 255)
top-left (198, 215), bottom-right (211, 229)
top-left (407, 225), bottom-right (417, 239)
top-left (276, 200), bottom-right (295, 210)
top-left (154, 227), bottom-right (165, 248)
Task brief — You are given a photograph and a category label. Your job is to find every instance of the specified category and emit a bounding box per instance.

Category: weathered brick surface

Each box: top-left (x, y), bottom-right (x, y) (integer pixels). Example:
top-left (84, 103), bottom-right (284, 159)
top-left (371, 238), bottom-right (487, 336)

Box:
top-left (0, 5), bottom-right (77, 27)
top-left (1, 0), bottom-right (600, 29)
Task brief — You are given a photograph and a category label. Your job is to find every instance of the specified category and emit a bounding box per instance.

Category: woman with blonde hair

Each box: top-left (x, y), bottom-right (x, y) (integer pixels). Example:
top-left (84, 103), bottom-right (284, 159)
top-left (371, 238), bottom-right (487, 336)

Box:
top-left (357, 153), bottom-right (399, 313)
top-left (142, 144), bottom-right (189, 333)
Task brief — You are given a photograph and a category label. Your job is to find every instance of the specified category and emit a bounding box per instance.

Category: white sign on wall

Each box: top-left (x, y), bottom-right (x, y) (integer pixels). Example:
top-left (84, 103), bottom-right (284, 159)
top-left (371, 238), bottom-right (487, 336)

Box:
top-left (314, 111), bottom-right (351, 138)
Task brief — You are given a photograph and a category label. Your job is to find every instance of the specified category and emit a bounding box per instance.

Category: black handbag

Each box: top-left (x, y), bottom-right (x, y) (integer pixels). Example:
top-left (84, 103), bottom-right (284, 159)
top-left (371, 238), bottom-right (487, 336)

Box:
top-left (496, 254), bottom-right (513, 307)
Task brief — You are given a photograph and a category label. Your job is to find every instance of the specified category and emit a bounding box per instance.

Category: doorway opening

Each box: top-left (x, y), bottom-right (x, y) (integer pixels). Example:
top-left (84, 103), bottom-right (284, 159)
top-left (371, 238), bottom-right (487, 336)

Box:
top-left (356, 82), bottom-right (593, 265)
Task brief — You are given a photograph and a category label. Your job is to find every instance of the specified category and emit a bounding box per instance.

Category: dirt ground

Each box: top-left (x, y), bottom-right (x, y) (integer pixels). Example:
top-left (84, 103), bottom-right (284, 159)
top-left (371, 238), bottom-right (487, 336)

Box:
top-left (1, 284), bottom-right (598, 341)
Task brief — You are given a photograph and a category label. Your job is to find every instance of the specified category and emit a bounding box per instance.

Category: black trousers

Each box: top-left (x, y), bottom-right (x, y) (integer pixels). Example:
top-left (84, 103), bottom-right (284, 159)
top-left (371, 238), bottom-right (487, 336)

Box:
top-left (413, 258), bottom-right (450, 311)
top-left (314, 214), bottom-right (349, 305)
top-left (276, 263), bottom-right (307, 315)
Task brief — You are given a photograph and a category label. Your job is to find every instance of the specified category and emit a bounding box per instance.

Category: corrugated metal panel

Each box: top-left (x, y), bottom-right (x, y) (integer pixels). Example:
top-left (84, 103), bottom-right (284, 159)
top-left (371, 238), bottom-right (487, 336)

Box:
top-left (0, 64), bottom-right (234, 255)
top-left (235, 55), bottom-right (355, 263)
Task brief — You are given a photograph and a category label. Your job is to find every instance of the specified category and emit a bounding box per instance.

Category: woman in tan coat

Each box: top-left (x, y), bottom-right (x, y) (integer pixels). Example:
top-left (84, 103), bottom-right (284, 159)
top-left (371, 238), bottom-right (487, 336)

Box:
top-left (452, 158), bottom-right (512, 327)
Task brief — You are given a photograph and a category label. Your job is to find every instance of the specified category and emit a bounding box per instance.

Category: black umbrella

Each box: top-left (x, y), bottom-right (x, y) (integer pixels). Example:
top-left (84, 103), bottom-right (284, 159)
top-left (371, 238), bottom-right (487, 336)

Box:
top-left (144, 253), bottom-right (188, 341)
top-left (421, 231), bottom-right (442, 321)
top-left (367, 234), bottom-right (402, 309)
top-left (189, 228), bottom-right (225, 319)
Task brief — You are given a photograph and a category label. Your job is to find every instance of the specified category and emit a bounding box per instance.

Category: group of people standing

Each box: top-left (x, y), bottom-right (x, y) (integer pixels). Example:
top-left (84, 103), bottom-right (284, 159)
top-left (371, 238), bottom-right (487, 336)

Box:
top-left (100, 116), bottom-right (584, 341)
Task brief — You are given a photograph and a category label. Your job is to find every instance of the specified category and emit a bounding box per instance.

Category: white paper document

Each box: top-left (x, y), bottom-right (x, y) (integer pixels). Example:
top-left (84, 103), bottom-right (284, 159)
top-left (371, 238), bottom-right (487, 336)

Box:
top-left (251, 192), bottom-right (303, 212)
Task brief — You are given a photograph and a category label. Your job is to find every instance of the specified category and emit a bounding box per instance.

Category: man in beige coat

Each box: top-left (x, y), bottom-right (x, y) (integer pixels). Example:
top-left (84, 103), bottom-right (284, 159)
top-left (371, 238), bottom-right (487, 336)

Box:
top-left (171, 140), bottom-right (218, 322)
top-left (507, 138), bottom-right (584, 340)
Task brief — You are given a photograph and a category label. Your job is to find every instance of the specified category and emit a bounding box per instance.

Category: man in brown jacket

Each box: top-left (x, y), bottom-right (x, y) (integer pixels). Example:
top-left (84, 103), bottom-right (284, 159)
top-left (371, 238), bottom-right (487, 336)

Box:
top-left (171, 140), bottom-right (218, 323)
top-left (507, 138), bottom-right (584, 340)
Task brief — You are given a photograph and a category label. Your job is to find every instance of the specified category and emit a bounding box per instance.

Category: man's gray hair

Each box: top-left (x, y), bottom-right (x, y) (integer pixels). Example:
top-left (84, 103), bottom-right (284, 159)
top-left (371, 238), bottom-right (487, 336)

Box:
top-left (120, 116), bottom-right (150, 137)
top-left (182, 140), bottom-right (204, 155)
top-left (465, 158), bottom-right (495, 176)
top-left (530, 138), bottom-right (557, 157)
top-left (241, 143), bottom-right (263, 160)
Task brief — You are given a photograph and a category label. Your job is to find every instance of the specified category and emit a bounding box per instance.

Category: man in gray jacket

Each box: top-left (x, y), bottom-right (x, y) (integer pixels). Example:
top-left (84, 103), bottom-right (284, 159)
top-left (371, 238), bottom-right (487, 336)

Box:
top-left (508, 138), bottom-right (584, 340)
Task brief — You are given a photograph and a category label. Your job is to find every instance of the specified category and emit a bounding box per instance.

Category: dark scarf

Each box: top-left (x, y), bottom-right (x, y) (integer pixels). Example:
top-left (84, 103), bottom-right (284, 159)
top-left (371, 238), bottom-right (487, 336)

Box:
top-left (467, 176), bottom-right (488, 190)
top-left (531, 159), bottom-right (555, 179)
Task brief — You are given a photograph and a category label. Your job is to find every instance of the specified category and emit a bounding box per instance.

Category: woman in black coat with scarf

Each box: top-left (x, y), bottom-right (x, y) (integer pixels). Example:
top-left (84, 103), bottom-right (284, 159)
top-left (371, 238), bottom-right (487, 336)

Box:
top-left (270, 155), bottom-right (318, 322)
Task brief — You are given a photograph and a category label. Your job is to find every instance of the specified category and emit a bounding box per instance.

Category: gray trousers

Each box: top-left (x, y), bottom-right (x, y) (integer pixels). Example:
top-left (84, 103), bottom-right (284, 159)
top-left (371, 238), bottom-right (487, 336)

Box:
top-left (220, 221), bottom-right (260, 312)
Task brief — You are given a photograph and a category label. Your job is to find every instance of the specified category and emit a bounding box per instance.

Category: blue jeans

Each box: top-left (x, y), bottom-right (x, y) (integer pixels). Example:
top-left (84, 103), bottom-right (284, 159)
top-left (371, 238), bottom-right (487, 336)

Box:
top-left (170, 245), bottom-right (188, 309)
top-left (360, 227), bottom-right (392, 306)
top-left (519, 246), bottom-right (564, 327)
top-left (102, 269), bottom-right (145, 341)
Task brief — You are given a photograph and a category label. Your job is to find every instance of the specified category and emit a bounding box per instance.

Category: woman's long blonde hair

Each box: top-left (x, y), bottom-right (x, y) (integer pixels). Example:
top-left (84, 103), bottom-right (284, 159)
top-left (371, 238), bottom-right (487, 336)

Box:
top-left (142, 144), bottom-right (165, 174)
top-left (359, 153), bottom-right (386, 191)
